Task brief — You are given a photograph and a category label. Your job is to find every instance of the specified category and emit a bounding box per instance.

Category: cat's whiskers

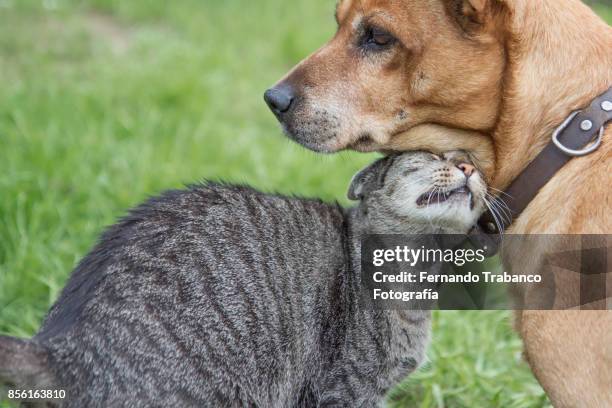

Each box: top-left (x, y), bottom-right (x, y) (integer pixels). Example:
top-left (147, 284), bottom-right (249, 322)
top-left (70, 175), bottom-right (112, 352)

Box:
top-left (425, 186), bottom-right (440, 230)
top-left (485, 192), bottom-right (512, 226)
top-left (488, 186), bottom-right (514, 200)
top-left (483, 196), bottom-right (505, 235)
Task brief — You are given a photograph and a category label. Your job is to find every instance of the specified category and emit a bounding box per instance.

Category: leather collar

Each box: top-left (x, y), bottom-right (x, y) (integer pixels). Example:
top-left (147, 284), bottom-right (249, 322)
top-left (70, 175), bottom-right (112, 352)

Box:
top-left (471, 87), bottom-right (612, 255)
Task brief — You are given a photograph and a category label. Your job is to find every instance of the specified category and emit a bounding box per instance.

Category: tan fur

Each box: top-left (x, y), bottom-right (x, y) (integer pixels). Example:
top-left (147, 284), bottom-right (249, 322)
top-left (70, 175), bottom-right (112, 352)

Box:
top-left (379, 123), bottom-right (495, 178)
top-left (485, 3), bottom-right (612, 403)
top-left (272, 0), bottom-right (612, 405)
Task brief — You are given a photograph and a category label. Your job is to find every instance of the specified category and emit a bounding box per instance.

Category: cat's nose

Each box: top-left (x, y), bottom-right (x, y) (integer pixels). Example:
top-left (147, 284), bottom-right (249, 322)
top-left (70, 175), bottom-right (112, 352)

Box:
top-left (457, 163), bottom-right (475, 178)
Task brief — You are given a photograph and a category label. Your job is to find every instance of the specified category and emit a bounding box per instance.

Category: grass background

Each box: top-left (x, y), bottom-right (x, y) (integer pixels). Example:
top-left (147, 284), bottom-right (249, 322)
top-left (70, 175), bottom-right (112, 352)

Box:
top-left (0, 1), bottom-right (609, 407)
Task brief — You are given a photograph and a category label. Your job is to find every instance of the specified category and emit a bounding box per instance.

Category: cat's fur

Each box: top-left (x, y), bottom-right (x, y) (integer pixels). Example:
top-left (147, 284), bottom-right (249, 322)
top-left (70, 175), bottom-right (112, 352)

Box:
top-left (0, 151), bottom-right (487, 407)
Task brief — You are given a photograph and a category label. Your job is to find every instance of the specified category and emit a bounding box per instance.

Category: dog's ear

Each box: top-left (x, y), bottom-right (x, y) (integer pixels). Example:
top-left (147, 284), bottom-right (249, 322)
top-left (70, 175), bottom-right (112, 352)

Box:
top-left (347, 155), bottom-right (396, 201)
top-left (447, 0), bottom-right (504, 31)
top-left (461, 0), bottom-right (487, 22)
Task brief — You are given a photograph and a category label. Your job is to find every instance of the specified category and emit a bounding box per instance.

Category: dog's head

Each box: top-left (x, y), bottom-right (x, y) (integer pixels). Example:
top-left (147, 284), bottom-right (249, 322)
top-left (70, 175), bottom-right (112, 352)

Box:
top-left (265, 0), bottom-right (507, 154)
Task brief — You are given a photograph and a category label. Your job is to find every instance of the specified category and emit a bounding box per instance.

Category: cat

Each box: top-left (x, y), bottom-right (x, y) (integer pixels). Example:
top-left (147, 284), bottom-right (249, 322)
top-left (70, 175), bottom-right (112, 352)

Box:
top-left (0, 150), bottom-right (487, 408)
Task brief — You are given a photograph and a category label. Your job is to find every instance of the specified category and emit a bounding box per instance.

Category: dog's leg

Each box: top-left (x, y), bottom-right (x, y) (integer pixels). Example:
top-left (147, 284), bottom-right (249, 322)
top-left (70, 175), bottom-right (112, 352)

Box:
top-left (516, 310), bottom-right (612, 408)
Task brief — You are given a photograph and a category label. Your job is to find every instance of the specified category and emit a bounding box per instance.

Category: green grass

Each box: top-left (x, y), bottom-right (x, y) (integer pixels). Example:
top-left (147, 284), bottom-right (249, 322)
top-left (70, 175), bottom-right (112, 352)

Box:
top-left (593, 4), bottom-right (612, 22)
top-left (0, 1), bottom-right (609, 407)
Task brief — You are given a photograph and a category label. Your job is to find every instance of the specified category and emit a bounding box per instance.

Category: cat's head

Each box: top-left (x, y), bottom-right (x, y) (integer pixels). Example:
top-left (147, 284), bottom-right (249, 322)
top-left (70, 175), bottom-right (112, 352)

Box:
top-left (348, 151), bottom-right (487, 234)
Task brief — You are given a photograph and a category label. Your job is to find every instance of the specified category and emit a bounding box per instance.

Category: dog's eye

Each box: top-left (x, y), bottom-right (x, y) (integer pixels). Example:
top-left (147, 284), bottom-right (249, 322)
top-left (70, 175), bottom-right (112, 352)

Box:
top-left (362, 26), bottom-right (396, 50)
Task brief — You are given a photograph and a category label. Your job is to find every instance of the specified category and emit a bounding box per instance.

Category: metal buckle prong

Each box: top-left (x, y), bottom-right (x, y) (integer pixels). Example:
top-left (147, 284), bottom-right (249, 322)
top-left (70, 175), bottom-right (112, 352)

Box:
top-left (552, 111), bottom-right (603, 156)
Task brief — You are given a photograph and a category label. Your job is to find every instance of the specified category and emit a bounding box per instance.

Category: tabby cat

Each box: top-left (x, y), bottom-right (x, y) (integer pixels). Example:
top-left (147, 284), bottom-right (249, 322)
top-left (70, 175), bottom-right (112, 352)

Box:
top-left (0, 151), bottom-right (487, 407)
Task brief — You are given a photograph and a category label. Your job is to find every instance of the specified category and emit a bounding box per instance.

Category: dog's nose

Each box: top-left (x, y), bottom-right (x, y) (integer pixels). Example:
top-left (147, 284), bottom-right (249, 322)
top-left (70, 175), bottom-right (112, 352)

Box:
top-left (457, 162), bottom-right (475, 177)
top-left (264, 85), bottom-right (295, 115)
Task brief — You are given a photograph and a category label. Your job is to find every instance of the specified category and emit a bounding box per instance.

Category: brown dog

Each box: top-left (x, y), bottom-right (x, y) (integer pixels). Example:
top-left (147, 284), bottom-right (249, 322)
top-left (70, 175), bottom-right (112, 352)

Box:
top-left (265, 0), bottom-right (612, 406)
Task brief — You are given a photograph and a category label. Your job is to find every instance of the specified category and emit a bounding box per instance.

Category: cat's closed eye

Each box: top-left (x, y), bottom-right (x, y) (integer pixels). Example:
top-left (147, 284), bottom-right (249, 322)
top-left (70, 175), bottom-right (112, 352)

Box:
top-left (402, 167), bottom-right (419, 176)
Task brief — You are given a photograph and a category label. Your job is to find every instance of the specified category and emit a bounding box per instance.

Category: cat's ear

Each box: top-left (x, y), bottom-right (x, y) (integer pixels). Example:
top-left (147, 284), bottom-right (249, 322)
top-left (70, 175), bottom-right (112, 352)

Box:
top-left (348, 155), bottom-right (396, 201)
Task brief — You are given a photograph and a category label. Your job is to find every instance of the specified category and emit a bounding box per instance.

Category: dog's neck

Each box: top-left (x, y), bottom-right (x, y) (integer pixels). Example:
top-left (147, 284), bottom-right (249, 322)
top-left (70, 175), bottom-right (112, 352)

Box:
top-left (491, 0), bottom-right (612, 189)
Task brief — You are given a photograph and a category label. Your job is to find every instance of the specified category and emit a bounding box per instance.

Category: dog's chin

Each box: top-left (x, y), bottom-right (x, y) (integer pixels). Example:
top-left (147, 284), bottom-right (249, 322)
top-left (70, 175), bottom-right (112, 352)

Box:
top-left (282, 126), bottom-right (384, 154)
top-left (281, 126), bottom-right (339, 153)
top-left (281, 121), bottom-right (349, 153)
top-left (278, 106), bottom-right (348, 153)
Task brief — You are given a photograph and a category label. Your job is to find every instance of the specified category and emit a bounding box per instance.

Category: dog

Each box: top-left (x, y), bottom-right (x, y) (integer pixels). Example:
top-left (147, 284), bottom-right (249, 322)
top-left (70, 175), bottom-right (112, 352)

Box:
top-left (265, 1), bottom-right (612, 406)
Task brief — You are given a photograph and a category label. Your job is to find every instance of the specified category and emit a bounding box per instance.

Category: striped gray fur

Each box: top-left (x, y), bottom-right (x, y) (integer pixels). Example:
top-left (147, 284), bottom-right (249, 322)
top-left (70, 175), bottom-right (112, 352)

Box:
top-left (0, 151), bottom-right (487, 407)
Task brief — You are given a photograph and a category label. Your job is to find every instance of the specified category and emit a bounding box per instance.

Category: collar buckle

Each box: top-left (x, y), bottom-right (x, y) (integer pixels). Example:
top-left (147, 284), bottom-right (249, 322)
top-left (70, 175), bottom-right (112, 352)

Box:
top-left (552, 110), bottom-right (604, 156)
